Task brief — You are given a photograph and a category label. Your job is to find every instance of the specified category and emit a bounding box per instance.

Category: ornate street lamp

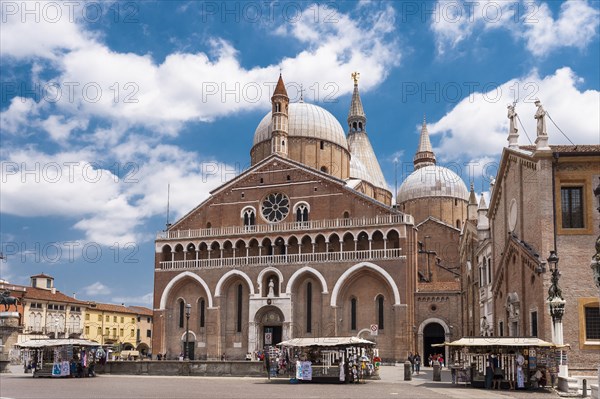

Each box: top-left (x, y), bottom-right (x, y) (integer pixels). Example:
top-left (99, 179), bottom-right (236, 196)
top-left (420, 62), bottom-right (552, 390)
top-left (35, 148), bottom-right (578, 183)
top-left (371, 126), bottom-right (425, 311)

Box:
top-left (547, 250), bottom-right (567, 377)
top-left (184, 303), bottom-right (191, 361)
top-left (547, 251), bottom-right (565, 329)
top-left (591, 177), bottom-right (600, 289)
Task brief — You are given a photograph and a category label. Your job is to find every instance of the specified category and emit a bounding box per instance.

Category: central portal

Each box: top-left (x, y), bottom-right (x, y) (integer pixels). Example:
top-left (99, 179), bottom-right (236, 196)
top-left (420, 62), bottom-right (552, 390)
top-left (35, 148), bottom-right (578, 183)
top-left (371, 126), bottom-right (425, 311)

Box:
top-left (263, 326), bottom-right (282, 347)
top-left (253, 305), bottom-right (287, 351)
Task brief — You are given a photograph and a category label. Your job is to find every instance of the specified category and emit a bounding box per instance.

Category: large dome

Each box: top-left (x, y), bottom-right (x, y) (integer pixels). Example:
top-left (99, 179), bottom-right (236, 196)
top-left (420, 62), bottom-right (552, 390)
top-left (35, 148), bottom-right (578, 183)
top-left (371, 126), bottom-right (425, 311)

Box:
top-left (397, 165), bottom-right (469, 203)
top-left (253, 102), bottom-right (348, 150)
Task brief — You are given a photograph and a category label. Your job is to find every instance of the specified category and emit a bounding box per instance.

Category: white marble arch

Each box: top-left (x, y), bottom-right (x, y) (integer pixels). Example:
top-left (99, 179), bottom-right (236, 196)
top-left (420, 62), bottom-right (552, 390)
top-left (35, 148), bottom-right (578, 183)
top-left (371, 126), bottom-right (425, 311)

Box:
top-left (417, 317), bottom-right (452, 364)
top-left (159, 271), bottom-right (213, 309)
top-left (330, 261), bottom-right (400, 307)
top-left (180, 330), bottom-right (197, 341)
top-left (214, 269), bottom-right (255, 297)
top-left (257, 267), bottom-right (285, 296)
top-left (417, 317), bottom-right (450, 335)
top-left (285, 266), bottom-right (328, 294)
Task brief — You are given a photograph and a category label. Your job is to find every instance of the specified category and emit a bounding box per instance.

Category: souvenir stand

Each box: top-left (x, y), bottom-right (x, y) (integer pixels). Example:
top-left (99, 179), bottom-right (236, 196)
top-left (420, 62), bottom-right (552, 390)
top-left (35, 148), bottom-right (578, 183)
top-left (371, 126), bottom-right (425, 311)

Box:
top-left (18, 339), bottom-right (101, 378)
top-left (433, 337), bottom-right (567, 389)
top-left (278, 337), bottom-right (376, 383)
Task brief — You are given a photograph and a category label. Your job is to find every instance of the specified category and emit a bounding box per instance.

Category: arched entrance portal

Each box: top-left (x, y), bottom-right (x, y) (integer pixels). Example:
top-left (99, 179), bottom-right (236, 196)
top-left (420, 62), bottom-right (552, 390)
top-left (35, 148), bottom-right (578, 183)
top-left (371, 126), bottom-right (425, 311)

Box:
top-left (423, 323), bottom-right (445, 366)
top-left (254, 306), bottom-right (285, 349)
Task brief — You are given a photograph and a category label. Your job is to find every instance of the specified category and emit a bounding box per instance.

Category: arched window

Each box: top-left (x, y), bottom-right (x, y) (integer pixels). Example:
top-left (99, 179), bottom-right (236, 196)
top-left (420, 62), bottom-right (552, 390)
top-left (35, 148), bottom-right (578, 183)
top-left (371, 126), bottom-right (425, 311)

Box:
top-left (358, 122), bottom-right (363, 131)
top-left (320, 141), bottom-right (324, 150)
top-left (199, 299), bottom-right (205, 328)
top-left (275, 103), bottom-right (281, 112)
top-left (350, 298), bottom-right (357, 331)
top-left (236, 284), bottom-right (243, 333)
top-left (456, 219), bottom-right (461, 229)
top-left (178, 299), bottom-right (184, 328)
top-left (295, 202), bottom-right (309, 223)
top-left (343, 211), bottom-right (350, 219)
top-left (306, 282), bottom-right (312, 333)
top-left (242, 207), bottom-right (256, 228)
top-left (377, 295), bottom-right (384, 330)
top-left (487, 258), bottom-right (492, 284)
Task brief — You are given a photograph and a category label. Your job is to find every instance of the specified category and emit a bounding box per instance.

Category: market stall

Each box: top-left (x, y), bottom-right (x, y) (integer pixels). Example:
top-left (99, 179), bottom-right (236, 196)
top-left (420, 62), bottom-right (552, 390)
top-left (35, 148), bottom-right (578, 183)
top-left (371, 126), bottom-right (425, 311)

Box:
top-left (17, 338), bottom-right (101, 378)
top-left (433, 337), bottom-right (568, 389)
top-left (277, 337), bottom-right (377, 383)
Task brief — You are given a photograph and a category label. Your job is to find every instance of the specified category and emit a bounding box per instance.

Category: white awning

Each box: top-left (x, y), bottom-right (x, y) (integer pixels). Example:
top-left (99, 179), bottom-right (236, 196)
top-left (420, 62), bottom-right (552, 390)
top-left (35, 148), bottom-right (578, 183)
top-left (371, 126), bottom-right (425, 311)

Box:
top-left (17, 339), bottom-right (100, 348)
top-left (278, 337), bottom-right (375, 347)
top-left (432, 337), bottom-right (569, 348)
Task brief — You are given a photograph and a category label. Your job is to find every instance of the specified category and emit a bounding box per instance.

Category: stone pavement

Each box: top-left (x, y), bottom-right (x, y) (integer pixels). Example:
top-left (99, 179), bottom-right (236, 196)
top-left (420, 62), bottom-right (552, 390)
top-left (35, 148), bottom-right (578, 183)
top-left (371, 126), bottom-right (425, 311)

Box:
top-left (0, 365), bottom-right (559, 399)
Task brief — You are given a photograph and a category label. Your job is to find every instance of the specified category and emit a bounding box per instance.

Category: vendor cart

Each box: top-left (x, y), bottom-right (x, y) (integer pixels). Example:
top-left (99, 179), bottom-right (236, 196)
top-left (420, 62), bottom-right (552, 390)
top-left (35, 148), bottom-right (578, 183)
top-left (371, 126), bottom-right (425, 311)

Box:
top-left (277, 337), bottom-right (376, 383)
top-left (17, 338), bottom-right (101, 378)
top-left (433, 337), bottom-right (568, 390)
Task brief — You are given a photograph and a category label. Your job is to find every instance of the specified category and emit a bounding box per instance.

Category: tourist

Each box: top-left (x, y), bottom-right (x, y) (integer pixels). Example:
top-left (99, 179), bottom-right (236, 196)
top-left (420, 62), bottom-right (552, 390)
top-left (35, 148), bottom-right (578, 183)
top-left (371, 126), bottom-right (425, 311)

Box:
top-left (414, 353), bottom-right (421, 374)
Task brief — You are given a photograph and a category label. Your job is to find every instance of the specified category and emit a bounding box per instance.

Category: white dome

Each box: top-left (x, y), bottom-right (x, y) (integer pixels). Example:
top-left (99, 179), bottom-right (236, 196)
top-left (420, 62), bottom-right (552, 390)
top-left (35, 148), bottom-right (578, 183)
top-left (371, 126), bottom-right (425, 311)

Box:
top-left (253, 102), bottom-right (348, 150)
top-left (397, 165), bottom-right (469, 203)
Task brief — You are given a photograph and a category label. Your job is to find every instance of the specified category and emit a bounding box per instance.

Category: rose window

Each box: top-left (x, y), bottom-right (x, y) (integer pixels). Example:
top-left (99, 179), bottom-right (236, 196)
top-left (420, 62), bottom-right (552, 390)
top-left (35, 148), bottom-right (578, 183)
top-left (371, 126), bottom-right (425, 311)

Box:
top-left (261, 193), bottom-right (289, 223)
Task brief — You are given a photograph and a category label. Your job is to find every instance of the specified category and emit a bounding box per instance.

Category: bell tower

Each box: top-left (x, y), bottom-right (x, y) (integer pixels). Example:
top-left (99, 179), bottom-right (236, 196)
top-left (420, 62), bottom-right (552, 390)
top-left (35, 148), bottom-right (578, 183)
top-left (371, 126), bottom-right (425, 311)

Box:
top-left (271, 73), bottom-right (289, 157)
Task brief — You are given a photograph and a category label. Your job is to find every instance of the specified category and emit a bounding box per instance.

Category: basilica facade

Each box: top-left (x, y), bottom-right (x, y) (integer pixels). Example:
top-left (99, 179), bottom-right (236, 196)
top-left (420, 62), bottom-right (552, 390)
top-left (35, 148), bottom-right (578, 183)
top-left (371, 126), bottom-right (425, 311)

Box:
top-left (152, 75), bottom-right (466, 361)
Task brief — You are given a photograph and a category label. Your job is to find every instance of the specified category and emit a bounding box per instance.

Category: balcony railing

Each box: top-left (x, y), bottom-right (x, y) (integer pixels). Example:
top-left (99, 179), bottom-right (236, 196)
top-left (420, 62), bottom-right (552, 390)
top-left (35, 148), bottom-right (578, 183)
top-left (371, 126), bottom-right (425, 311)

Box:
top-left (24, 326), bottom-right (83, 335)
top-left (158, 248), bottom-right (405, 271)
top-left (156, 214), bottom-right (413, 241)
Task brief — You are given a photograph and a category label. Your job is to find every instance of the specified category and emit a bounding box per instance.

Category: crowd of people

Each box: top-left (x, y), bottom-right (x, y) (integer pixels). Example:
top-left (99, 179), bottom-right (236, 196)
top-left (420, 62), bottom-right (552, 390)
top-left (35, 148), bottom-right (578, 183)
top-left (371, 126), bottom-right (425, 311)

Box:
top-left (428, 353), bottom-right (445, 367)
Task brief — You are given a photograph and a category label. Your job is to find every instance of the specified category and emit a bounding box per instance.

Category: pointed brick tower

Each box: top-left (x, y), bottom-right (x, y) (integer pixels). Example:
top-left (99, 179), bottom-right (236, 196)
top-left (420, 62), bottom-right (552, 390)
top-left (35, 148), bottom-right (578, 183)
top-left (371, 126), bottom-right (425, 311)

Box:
top-left (271, 74), bottom-right (289, 157)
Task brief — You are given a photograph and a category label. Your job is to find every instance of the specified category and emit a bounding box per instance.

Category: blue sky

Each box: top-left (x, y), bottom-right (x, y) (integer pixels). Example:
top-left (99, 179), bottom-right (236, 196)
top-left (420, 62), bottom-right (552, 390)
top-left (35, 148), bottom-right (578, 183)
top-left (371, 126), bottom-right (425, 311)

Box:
top-left (1, 0), bottom-right (599, 306)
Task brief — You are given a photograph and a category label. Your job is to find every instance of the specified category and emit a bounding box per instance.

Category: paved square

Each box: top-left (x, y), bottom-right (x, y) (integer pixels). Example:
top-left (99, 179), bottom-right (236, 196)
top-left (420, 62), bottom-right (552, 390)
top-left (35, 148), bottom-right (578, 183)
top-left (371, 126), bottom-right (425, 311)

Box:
top-left (0, 366), bottom-right (559, 399)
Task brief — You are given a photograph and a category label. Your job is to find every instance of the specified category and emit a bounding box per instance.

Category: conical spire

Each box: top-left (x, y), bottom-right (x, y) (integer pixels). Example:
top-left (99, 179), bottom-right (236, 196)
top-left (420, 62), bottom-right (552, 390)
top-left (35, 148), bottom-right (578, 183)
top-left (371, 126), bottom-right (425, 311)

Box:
top-left (347, 72), bottom-right (366, 133)
top-left (478, 192), bottom-right (488, 209)
top-left (477, 192), bottom-right (490, 233)
top-left (467, 182), bottom-right (478, 220)
top-left (413, 115), bottom-right (436, 169)
top-left (273, 73), bottom-right (288, 97)
top-left (346, 72), bottom-right (389, 195)
top-left (468, 183), bottom-right (477, 205)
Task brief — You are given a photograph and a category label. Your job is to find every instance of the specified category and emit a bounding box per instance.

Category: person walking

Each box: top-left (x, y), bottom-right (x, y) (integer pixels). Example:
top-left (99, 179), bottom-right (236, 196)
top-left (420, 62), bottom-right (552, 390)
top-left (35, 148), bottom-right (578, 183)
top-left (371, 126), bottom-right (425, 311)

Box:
top-left (414, 353), bottom-right (421, 375)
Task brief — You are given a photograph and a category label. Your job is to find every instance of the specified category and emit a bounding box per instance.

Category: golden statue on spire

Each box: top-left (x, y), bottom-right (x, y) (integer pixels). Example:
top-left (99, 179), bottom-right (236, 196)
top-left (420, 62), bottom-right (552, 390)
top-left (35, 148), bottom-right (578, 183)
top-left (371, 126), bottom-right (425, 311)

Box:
top-left (351, 71), bottom-right (360, 85)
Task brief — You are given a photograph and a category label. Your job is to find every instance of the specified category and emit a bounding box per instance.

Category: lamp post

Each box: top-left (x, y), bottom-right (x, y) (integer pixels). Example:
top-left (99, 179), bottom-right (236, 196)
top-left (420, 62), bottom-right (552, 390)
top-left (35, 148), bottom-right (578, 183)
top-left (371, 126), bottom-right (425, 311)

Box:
top-left (547, 250), bottom-right (567, 377)
top-left (184, 303), bottom-right (191, 361)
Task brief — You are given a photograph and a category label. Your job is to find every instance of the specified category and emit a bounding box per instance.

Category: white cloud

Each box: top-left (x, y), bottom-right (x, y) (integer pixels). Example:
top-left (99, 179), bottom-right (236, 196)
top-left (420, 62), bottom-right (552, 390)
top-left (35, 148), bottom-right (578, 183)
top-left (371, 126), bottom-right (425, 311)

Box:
top-left (428, 67), bottom-right (600, 161)
top-left (523, 1), bottom-right (600, 56)
top-left (111, 292), bottom-right (153, 307)
top-left (2, 3), bottom-right (400, 132)
top-left (82, 281), bottom-right (111, 296)
top-left (0, 97), bottom-right (41, 134)
top-left (0, 1), bottom-right (96, 60)
top-left (0, 141), bottom-right (232, 245)
top-left (430, 0), bottom-right (599, 56)
top-left (40, 115), bottom-right (89, 142)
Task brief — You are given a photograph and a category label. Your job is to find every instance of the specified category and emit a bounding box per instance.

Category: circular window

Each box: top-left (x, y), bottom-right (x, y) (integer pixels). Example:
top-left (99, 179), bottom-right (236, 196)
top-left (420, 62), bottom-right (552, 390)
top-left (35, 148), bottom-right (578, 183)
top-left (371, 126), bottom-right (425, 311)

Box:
top-left (261, 193), bottom-right (290, 223)
top-left (430, 305), bottom-right (437, 312)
